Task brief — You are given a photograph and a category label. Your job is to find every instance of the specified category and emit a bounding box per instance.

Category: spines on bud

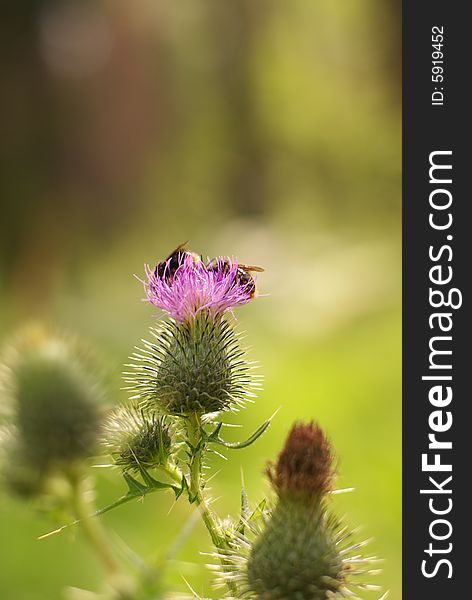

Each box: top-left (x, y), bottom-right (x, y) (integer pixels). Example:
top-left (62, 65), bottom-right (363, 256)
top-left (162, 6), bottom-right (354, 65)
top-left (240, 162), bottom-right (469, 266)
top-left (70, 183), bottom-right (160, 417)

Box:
top-left (246, 501), bottom-right (344, 599)
top-left (102, 403), bottom-right (172, 472)
top-left (216, 421), bottom-right (382, 600)
top-left (125, 313), bottom-right (254, 416)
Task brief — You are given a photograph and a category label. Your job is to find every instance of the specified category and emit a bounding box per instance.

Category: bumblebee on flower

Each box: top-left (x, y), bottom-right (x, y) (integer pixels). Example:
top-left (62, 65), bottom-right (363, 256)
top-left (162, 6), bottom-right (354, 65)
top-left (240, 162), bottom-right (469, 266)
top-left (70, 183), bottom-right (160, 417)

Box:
top-left (142, 243), bottom-right (263, 323)
top-left (127, 245), bottom-right (262, 417)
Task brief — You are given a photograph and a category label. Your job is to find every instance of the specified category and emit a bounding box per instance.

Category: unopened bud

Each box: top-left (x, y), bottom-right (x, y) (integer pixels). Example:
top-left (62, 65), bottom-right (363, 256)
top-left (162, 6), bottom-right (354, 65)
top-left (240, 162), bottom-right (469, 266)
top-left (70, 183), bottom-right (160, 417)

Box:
top-left (0, 326), bottom-right (103, 492)
top-left (267, 421), bottom-right (335, 501)
top-left (102, 403), bottom-right (172, 472)
top-left (224, 422), bottom-right (382, 600)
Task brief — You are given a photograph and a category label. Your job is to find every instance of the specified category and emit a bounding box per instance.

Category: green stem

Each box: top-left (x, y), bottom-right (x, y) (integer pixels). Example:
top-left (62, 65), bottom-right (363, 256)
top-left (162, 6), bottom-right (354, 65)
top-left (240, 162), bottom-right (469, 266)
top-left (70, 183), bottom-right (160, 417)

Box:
top-left (186, 413), bottom-right (238, 595)
top-left (186, 413), bottom-right (203, 500)
top-left (162, 463), bottom-right (184, 486)
top-left (69, 471), bottom-right (132, 597)
top-left (187, 413), bottom-right (223, 547)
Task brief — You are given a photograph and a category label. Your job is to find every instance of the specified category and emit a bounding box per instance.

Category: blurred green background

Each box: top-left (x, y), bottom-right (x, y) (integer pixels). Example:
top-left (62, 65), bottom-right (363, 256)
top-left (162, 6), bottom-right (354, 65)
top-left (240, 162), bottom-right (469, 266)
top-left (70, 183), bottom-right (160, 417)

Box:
top-left (0, 0), bottom-right (400, 599)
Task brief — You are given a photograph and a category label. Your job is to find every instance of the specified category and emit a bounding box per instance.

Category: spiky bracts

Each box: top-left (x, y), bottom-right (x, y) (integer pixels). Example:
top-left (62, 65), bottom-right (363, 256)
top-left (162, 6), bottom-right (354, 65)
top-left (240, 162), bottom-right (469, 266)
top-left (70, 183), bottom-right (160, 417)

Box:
top-left (125, 313), bottom-right (256, 416)
top-left (211, 422), bottom-right (382, 600)
top-left (102, 403), bottom-right (172, 473)
top-left (0, 326), bottom-right (104, 496)
top-left (246, 501), bottom-right (345, 599)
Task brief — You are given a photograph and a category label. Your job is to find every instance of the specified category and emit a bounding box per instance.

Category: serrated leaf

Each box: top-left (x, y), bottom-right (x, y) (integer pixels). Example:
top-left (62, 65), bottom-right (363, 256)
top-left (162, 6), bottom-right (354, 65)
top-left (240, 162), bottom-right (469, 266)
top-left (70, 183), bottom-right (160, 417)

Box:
top-left (248, 498), bottom-right (267, 522)
top-left (93, 475), bottom-right (179, 517)
top-left (206, 422), bottom-right (223, 443)
top-left (39, 472), bottom-right (179, 539)
top-left (208, 419), bottom-right (271, 450)
top-left (123, 472), bottom-right (147, 495)
top-left (174, 475), bottom-right (189, 500)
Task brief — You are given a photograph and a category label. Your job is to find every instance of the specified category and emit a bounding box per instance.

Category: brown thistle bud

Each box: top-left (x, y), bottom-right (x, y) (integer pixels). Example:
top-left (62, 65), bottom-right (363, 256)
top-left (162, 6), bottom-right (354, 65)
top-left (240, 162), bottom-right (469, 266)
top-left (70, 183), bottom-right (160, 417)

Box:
top-left (224, 422), bottom-right (383, 600)
top-left (267, 421), bottom-right (335, 500)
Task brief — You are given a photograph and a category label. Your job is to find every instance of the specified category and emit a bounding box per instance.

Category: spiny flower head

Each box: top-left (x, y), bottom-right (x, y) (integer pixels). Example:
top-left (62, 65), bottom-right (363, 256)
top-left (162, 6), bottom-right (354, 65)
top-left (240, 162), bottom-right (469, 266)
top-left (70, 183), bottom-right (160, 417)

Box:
top-left (0, 325), bottom-right (104, 493)
top-left (212, 422), bottom-right (382, 600)
top-left (143, 252), bottom-right (257, 323)
top-left (102, 403), bottom-right (172, 472)
top-left (129, 246), bottom-right (261, 415)
top-left (125, 313), bottom-right (257, 416)
top-left (267, 421), bottom-right (336, 502)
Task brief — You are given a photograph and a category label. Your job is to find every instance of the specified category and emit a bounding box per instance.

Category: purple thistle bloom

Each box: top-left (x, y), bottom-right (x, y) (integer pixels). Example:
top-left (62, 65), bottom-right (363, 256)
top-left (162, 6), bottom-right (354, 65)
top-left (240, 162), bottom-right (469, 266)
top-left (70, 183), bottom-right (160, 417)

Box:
top-left (143, 255), bottom-right (255, 322)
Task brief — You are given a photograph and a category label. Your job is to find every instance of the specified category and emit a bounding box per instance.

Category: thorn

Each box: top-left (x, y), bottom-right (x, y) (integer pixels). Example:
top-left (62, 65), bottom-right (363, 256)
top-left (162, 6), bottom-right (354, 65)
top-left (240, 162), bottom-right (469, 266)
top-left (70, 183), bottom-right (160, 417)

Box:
top-left (180, 575), bottom-right (201, 598)
top-left (38, 524), bottom-right (69, 540)
top-left (206, 469), bottom-right (222, 484)
top-left (267, 406), bottom-right (282, 422)
top-left (330, 487), bottom-right (355, 495)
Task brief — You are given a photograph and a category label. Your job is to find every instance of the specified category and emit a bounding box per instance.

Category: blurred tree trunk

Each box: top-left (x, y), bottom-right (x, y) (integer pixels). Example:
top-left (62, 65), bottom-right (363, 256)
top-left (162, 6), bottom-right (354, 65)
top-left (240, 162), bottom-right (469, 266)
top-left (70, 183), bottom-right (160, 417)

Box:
top-left (1, 1), bottom-right (168, 315)
top-left (208, 0), bottom-right (270, 218)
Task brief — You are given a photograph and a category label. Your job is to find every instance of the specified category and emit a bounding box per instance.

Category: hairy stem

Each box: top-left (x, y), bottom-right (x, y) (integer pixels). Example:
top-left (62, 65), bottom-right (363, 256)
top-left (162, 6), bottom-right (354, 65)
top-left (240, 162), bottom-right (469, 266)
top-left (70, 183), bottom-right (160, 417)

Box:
top-left (187, 413), bottom-right (223, 547)
top-left (69, 470), bottom-right (132, 598)
top-left (186, 413), bottom-right (238, 595)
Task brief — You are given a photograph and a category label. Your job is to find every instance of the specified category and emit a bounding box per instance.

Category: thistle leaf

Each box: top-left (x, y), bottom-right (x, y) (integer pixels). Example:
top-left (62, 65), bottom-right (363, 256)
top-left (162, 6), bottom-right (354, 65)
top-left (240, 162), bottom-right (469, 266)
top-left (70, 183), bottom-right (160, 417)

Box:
top-left (237, 497), bottom-right (267, 535)
top-left (248, 498), bottom-right (267, 523)
top-left (123, 472), bottom-right (147, 495)
top-left (207, 419), bottom-right (271, 450)
top-left (39, 471), bottom-right (179, 539)
top-left (174, 475), bottom-right (189, 500)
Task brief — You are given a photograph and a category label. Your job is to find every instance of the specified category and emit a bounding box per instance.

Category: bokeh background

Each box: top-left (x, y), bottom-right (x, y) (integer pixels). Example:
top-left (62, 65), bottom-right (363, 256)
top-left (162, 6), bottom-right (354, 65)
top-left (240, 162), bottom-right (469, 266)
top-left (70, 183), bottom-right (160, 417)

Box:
top-left (0, 1), bottom-right (401, 599)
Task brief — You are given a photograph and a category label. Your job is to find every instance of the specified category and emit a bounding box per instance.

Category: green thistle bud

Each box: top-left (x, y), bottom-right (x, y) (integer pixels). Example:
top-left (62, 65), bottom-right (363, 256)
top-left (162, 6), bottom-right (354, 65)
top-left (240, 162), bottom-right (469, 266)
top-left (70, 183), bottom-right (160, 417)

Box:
top-left (125, 313), bottom-right (255, 416)
top-left (246, 499), bottom-right (344, 599)
top-left (102, 403), bottom-right (172, 472)
top-left (246, 423), bottom-right (342, 600)
top-left (0, 326), bottom-right (103, 491)
top-left (216, 422), bottom-right (382, 599)
top-left (0, 425), bottom-right (43, 498)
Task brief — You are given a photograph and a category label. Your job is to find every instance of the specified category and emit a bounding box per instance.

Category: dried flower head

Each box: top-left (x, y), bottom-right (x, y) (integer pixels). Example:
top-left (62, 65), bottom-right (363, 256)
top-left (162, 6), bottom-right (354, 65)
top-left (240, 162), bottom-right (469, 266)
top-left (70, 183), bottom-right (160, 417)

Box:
top-left (267, 421), bottom-right (336, 500)
top-left (143, 254), bottom-right (256, 323)
top-left (102, 403), bottom-right (172, 472)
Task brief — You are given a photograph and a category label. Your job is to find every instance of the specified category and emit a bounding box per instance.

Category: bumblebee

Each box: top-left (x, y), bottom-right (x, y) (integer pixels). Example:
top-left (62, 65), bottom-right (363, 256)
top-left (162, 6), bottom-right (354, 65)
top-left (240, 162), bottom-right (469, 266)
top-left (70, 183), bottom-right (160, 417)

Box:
top-left (236, 264), bottom-right (264, 298)
top-left (154, 242), bottom-right (201, 281)
top-left (207, 259), bottom-right (264, 299)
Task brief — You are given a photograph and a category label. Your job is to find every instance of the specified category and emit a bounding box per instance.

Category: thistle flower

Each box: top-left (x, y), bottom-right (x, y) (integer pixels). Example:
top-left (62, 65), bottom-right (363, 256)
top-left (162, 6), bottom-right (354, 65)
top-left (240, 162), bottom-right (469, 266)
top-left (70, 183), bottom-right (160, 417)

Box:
top-left (102, 403), bottom-right (172, 473)
top-left (0, 326), bottom-right (104, 494)
top-left (143, 255), bottom-right (255, 323)
top-left (213, 422), bottom-right (382, 600)
top-left (126, 248), bottom-right (261, 416)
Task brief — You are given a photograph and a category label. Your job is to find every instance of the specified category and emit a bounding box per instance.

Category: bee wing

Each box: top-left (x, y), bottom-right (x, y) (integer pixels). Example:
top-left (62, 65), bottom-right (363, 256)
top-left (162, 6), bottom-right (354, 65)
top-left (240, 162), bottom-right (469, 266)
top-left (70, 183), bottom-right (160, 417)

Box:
top-left (239, 265), bottom-right (265, 273)
top-left (164, 241), bottom-right (189, 260)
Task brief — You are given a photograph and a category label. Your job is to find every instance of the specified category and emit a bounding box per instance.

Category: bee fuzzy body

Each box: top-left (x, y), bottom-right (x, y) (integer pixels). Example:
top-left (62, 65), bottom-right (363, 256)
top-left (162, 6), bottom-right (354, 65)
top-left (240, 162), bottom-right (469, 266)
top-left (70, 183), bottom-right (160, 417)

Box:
top-left (153, 244), bottom-right (263, 300)
top-left (207, 259), bottom-right (264, 300)
top-left (153, 242), bottom-right (201, 282)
